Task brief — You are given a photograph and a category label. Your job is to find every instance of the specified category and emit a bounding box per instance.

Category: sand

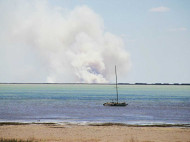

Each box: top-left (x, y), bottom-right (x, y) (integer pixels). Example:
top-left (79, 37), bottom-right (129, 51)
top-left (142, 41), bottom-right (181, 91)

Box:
top-left (0, 124), bottom-right (190, 142)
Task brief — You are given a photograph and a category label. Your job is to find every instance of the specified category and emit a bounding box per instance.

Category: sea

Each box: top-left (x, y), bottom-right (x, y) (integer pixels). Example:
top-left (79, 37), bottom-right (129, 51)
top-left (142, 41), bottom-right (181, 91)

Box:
top-left (0, 84), bottom-right (190, 126)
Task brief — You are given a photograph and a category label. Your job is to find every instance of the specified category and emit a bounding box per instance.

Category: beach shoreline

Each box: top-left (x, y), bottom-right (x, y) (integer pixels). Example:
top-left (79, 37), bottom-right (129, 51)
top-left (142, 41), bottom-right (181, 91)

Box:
top-left (0, 123), bottom-right (190, 142)
top-left (0, 122), bottom-right (190, 127)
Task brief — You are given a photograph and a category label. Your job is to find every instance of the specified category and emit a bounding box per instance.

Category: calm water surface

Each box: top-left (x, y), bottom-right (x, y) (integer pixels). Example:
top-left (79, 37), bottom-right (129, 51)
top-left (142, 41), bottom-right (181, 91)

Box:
top-left (0, 84), bottom-right (190, 125)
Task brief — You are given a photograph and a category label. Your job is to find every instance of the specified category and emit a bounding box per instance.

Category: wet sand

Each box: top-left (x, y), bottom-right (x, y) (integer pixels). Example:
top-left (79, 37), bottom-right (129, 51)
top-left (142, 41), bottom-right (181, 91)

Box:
top-left (0, 124), bottom-right (190, 142)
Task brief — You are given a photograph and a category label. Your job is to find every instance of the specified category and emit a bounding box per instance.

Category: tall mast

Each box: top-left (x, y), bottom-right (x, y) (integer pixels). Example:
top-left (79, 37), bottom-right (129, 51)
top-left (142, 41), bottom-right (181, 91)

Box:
top-left (115, 65), bottom-right (118, 103)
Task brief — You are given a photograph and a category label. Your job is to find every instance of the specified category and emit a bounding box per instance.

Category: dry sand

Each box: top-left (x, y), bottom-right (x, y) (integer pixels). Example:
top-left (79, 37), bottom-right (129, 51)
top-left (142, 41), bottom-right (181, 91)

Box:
top-left (0, 124), bottom-right (190, 142)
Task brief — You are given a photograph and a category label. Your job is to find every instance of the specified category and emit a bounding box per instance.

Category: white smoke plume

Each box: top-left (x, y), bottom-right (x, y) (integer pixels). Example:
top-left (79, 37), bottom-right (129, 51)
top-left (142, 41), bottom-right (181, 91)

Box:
top-left (0, 0), bottom-right (130, 83)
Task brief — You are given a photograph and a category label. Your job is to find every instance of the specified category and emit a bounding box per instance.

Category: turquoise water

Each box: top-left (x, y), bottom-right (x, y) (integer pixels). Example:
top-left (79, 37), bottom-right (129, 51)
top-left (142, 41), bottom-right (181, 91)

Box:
top-left (0, 84), bottom-right (190, 125)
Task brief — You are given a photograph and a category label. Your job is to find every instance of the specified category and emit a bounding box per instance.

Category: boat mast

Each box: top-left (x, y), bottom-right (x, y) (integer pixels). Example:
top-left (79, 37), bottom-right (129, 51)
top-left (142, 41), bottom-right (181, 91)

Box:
top-left (115, 65), bottom-right (118, 103)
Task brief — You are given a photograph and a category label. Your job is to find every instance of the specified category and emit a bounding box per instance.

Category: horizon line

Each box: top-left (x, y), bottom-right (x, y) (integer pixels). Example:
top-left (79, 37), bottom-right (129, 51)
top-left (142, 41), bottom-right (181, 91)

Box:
top-left (0, 83), bottom-right (190, 85)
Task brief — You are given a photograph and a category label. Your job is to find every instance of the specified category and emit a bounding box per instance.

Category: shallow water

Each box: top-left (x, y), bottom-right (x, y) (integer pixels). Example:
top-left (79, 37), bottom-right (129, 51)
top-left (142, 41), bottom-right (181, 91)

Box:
top-left (0, 84), bottom-right (190, 125)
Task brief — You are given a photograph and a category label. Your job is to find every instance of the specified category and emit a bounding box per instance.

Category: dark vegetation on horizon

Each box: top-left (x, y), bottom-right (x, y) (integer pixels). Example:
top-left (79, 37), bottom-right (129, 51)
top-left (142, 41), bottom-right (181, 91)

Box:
top-left (0, 83), bottom-right (189, 85)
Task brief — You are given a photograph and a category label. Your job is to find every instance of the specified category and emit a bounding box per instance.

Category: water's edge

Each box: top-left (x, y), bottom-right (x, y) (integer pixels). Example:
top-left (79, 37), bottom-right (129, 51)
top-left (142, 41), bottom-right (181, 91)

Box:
top-left (0, 122), bottom-right (189, 128)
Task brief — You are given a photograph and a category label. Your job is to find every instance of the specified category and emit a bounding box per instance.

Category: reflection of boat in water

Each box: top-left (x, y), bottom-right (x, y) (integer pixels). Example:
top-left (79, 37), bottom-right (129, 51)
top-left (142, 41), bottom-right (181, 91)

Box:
top-left (103, 66), bottom-right (128, 107)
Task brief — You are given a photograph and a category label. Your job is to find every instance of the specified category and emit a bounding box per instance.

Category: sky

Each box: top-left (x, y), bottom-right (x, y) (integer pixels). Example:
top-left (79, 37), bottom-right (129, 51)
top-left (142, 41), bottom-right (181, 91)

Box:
top-left (0, 0), bottom-right (190, 83)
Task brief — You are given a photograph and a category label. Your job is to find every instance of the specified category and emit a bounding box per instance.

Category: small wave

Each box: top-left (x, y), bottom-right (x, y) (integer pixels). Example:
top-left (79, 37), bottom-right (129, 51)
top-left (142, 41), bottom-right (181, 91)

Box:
top-left (87, 122), bottom-right (190, 127)
top-left (1, 121), bottom-right (189, 127)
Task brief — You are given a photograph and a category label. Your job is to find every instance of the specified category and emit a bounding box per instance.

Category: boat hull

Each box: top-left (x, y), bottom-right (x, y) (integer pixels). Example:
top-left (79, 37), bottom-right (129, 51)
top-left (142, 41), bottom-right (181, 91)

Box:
top-left (103, 102), bottom-right (128, 106)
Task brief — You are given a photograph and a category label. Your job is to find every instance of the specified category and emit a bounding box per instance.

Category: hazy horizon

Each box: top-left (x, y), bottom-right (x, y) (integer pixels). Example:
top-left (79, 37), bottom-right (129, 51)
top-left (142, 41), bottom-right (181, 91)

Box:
top-left (1, 81), bottom-right (189, 84)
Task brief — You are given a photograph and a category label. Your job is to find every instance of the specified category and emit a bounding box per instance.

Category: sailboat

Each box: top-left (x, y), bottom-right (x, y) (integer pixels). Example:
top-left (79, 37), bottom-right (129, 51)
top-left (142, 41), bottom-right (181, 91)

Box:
top-left (103, 66), bottom-right (128, 106)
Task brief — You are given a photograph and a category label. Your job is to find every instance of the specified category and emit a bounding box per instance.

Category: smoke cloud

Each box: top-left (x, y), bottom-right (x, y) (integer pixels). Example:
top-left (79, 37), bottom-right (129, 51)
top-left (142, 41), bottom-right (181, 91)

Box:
top-left (0, 0), bottom-right (130, 83)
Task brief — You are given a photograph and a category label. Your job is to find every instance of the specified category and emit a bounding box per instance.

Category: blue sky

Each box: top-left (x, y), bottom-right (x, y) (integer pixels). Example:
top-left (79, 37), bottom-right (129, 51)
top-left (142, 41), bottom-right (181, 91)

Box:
top-left (0, 0), bottom-right (189, 83)
top-left (49, 0), bottom-right (190, 83)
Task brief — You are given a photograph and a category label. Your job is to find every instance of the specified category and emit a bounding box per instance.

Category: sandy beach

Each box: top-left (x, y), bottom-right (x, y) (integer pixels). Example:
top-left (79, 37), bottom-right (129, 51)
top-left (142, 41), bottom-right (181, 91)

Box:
top-left (0, 123), bottom-right (190, 142)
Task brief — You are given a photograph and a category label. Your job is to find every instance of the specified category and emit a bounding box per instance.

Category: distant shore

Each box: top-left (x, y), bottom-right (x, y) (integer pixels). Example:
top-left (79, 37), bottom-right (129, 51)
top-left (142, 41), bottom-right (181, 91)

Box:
top-left (0, 83), bottom-right (190, 85)
top-left (0, 123), bottom-right (190, 142)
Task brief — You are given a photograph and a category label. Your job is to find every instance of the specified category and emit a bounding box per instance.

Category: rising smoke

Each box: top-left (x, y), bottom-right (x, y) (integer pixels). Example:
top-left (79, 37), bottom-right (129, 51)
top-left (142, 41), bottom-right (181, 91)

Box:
top-left (0, 0), bottom-right (130, 83)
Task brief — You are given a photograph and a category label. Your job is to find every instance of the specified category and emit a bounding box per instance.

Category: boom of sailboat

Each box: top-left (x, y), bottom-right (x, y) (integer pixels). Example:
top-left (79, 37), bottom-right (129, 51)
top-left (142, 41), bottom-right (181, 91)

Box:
top-left (103, 66), bottom-right (128, 106)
